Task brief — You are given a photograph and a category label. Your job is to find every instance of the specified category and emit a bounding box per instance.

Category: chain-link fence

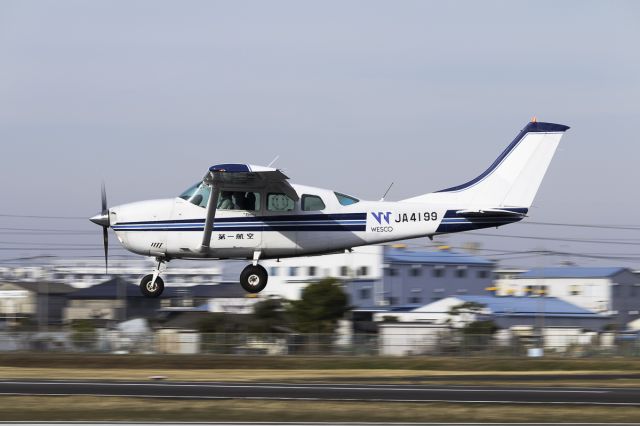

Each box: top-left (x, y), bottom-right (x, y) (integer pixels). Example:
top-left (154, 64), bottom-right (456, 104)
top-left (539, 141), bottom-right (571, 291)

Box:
top-left (1, 330), bottom-right (639, 357)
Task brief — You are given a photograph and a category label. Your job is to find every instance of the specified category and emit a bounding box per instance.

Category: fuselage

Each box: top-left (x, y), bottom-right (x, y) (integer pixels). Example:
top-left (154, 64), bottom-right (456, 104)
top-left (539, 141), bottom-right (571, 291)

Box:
top-left (108, 183), bottom-right (524, 261)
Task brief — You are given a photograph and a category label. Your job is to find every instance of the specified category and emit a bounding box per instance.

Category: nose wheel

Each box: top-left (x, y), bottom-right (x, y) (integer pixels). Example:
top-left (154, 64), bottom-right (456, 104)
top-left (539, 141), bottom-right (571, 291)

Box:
top-left (140, 257), bottom-right (166, 298)
top-left (140, 274), bottom-right (164, 297)
top-left (240, 264), bottom-right (268, 293)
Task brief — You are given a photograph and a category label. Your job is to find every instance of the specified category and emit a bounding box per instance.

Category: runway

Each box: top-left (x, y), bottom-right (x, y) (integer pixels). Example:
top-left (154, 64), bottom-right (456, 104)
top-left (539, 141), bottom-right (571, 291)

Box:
top-left (1, 380), bottom-right (640, 406)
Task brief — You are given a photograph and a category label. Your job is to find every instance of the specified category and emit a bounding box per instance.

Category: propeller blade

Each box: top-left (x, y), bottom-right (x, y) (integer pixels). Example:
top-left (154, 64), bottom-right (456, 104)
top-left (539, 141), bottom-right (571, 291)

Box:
top-left (103, 225), bottom-right (109, 275)
top-left (101, 182), bottom-right (109, 275)
top-left (101, 182), bottom-right (107, 216)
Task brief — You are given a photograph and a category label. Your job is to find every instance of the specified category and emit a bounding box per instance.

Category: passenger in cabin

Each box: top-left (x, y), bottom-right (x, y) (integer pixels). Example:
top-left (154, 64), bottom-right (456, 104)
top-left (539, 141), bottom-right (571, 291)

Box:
top-left (245, 192), bottom-right (256, 211)
top-left (232, 192), bottom-right (247, 210)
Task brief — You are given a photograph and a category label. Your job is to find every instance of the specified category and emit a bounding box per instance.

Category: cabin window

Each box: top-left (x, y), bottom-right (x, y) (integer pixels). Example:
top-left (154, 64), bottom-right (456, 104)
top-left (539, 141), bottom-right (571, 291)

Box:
top-left (334, 192), bottom-right (360, 206)
top-left (301, 194), bottom-right (326, 211)
top-left (267, 193), bottom-right (295, 212)
top-left (217, 191), bottom-right (260, 211)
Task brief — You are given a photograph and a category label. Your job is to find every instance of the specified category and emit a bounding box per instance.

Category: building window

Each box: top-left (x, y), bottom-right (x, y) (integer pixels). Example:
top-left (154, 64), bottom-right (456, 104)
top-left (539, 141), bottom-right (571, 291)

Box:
top-left (409, 288), bottom-right (421, 304)
top-left (289, 267), bottom-right (298, 276)
top-left (524, 285), bottom-right (533, 296)
top-left (570, 285), bottom-right (580, 296)
top-left (385, 267), bottom-right (397, 277)
top-left (357, 266), bottom-right (368, 276)
top-left (433, 267), bottom-right (445, 278)
top-left (387, 297), bottom-right (398, 305)
top-left (340, 266), bottom-right (350, 277)
top-left (308, 266), bottom-right (317, 277)
top-left (477, 270), bottom-right (489, 279)
top-left (455, 268), bottom-right (467, 278)
top-left (410, 266), bottom-right (422, 277)
top-left (359, 288), bottom-right (371, 299)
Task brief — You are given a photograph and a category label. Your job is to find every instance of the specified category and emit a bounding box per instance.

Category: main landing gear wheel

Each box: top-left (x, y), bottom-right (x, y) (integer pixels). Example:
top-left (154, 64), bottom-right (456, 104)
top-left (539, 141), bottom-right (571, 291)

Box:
top-left (240, 264), bottom-right (268, 293)
top-left (140, 274), bottom-right (164, 298)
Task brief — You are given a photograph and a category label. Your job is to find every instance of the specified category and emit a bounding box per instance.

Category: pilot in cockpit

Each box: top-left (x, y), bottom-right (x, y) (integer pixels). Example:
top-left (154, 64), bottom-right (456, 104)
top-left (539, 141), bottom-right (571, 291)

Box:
top-left (217, 191), bottom-right (234, 210)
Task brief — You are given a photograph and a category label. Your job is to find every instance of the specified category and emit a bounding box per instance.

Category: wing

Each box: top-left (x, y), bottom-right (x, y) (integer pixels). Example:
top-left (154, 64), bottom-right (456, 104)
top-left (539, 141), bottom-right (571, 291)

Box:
top-left (200, 163), bottom-right (298, 252)
top-left (204, 164), bottom-right (299, 201)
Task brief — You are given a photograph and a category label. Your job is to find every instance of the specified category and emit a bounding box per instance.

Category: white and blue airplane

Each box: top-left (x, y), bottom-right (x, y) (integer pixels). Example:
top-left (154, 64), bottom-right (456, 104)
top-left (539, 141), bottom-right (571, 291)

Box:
top-left (90, 120), bottom-right (569, 297)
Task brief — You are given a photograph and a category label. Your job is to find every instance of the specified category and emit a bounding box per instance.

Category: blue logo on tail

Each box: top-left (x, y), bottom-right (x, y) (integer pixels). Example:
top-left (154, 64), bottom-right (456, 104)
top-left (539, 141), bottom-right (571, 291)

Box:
top-left (371, 211), bottom-right (392, 225)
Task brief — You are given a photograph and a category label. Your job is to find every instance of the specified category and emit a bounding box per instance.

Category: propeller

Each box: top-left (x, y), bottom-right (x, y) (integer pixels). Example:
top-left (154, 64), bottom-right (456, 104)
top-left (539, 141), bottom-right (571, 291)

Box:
top-left (90, 182), bottom-right (110, 274)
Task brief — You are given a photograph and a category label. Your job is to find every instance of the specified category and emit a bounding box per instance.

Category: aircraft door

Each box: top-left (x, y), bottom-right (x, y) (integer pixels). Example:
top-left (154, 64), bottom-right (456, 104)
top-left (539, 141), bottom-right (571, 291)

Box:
top-left (168, 188), bottom-right (263, 257)
top-left (211, 190), bottom-right (263, 254)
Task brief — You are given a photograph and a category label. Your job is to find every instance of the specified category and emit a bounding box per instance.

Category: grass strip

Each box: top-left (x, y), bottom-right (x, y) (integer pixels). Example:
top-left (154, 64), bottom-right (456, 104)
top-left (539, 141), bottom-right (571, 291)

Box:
top-left (0, 396), bottom-right (639, 422)
top-left (2, 353), bottom-right (640, 371)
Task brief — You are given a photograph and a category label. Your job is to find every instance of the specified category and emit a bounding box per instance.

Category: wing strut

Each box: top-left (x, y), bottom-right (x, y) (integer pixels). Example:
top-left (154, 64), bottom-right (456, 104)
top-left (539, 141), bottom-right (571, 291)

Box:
top-left (200, 185), bottom-right (220, 253)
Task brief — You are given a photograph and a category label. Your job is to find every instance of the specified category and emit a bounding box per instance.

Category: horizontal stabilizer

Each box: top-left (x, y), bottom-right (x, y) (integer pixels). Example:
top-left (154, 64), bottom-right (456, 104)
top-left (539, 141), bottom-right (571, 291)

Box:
top-left (456, 208), bottom-right (528, 218)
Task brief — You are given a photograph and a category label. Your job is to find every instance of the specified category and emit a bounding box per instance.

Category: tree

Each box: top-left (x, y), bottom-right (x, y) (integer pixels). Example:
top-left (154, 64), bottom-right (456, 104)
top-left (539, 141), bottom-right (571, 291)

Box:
top-left (286, 278), bottom-right (350, 333)
top-left (70, 319), bottom-right (97, 351)
top-left (447, 301), bottom-right (497, 352)
top-left (250, 298), bottom-right (287, 332)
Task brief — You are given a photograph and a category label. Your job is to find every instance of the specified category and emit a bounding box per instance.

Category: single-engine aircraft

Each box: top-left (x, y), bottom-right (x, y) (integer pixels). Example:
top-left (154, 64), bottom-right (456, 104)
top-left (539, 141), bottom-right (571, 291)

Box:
top-left (90, 120), bottom-right (569, 297)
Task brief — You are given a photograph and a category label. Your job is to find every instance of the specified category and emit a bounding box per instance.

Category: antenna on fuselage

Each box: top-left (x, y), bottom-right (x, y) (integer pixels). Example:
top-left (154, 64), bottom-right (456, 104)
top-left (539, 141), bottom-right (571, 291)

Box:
top-left (267, 155), bottom-right (280, 168)
top-left (379, 182), bottom-right (394, 201)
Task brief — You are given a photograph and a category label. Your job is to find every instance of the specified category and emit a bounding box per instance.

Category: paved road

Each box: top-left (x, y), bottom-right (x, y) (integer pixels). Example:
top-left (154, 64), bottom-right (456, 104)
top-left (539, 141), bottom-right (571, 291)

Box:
top-left (1, 380), bottom-right (640, 406)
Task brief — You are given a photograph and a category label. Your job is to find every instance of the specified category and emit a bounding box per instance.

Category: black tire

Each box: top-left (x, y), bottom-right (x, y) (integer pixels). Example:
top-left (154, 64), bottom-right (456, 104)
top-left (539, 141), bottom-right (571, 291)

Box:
top-left (140, 274), bottom-right (165, 298)
top-left (240, 264), bottom-right (268, 293)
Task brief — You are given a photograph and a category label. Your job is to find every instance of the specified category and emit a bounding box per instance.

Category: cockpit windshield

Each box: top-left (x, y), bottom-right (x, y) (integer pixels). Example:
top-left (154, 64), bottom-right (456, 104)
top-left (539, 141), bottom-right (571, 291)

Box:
top-left (179, 181), bottom-right (211, 208)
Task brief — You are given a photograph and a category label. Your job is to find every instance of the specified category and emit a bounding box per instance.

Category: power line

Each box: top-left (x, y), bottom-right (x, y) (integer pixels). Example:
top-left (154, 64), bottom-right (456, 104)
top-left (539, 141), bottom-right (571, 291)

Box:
top-left (521, 221), bottom-right (640, 231)
top-left (0, 213), bottom-right (87, 220)
top-left (468, 232), bottom-right (640, 246)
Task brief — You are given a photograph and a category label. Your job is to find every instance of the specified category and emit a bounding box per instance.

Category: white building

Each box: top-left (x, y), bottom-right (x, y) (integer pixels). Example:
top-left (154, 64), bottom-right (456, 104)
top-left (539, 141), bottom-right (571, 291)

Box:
top-left (0, 259), bottom-right (222, 289)
top-left (259, 245), bottom-right (384, 300)
top-left (495, 267), bottom-right (640, 327)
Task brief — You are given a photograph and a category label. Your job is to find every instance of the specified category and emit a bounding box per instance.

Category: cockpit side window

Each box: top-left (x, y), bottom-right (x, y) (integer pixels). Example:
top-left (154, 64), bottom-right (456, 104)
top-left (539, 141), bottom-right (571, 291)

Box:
top-left (334, 192), bottom-right (360, 206)
top-left (179, 183), bottom-right (261, 211)
top-left (301, 194), bottom-right (326, 211)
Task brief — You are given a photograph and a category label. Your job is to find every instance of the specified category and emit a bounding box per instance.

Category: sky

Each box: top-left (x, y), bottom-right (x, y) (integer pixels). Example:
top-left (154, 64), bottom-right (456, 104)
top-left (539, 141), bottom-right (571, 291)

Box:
top-left (1, 0), bottom-right (639, 268)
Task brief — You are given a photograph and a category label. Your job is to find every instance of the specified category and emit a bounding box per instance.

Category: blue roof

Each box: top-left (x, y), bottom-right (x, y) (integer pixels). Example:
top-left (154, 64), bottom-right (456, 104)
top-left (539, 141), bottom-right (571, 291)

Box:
top-left (519, 267), bottom-right (626, 279)
top-left (454, 295), bottom-right (605, 318)
top-left (384, 247), bottom-right (493, 266)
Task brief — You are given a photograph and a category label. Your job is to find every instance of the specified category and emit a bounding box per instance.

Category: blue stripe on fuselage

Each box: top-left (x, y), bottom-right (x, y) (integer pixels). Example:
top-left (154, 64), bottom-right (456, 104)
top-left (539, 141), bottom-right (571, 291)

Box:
top-left (112, 213), bottom-right (367, 232)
